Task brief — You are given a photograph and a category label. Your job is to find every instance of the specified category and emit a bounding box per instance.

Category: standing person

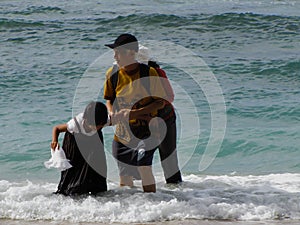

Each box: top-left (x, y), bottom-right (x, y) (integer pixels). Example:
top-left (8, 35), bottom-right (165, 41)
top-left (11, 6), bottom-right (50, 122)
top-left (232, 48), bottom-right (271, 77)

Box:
top-left (138, 46), bottom-right (182, 184)
top-left (51, 101), bottom-right (108, 196)
top-left (103, 33), bottom-right (166, 193)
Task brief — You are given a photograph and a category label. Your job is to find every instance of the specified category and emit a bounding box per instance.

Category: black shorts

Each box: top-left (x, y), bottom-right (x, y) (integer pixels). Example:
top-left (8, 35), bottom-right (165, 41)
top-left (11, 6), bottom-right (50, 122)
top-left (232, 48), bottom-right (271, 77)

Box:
top-left (112, 140), bottom-right (156, 177)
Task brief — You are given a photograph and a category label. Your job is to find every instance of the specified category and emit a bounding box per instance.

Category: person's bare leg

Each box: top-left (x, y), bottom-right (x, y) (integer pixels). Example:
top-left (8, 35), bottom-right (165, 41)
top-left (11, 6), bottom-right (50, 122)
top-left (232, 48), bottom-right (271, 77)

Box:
top-left (138, 166), bottom-right (156, 193)
top-left (120, 176), bottom-right (133, 187)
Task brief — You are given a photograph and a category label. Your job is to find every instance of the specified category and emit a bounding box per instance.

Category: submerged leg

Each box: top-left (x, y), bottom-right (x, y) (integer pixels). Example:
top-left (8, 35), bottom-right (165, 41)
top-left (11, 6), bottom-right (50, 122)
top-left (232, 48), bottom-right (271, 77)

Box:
top-left (120, 175), bottom-right (133, 187)
top-left (138, 166), bottom-right (156, 193)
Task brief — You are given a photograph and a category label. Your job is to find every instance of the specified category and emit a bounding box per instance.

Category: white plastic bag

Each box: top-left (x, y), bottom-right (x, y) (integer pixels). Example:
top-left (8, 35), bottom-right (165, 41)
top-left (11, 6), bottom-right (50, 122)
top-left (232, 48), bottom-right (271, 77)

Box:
top-left (44, 146), bottom-right (72, 171)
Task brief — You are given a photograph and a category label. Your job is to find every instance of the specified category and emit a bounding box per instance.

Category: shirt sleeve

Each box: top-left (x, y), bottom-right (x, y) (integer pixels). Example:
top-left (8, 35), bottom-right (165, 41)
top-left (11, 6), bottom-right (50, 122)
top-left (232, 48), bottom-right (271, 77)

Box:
top-left (103, 67), bottom-right (115, 101)
top-left (66, 113), bottom-right (83, 133)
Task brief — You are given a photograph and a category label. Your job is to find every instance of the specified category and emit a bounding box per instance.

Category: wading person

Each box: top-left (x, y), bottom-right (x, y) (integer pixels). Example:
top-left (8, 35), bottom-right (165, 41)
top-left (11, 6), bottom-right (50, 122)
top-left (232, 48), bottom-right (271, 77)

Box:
top-left (104, 33), bottom-right (168, 192)
top-left (51, 101), bottom-right (108, 196)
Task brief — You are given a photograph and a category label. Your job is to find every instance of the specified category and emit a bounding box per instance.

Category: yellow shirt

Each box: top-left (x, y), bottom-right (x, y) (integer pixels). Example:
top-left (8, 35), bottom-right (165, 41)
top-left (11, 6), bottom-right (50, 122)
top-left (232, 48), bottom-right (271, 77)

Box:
top-left (104, 65), bottom-right (166, 111)
top-left (103, 64), bottom-right (167, 143)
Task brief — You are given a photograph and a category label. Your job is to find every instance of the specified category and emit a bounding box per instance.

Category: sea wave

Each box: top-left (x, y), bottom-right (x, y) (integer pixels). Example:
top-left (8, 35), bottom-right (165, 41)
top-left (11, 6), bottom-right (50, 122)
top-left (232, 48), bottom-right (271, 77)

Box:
top-left (0, 173), bottom-right (300, 223)
top-left (90, 12), bottom-right (300, 31)
top-left (2, 6), bottom-right (66, 16)
top-left (0, 18), bottom-right (46, 28)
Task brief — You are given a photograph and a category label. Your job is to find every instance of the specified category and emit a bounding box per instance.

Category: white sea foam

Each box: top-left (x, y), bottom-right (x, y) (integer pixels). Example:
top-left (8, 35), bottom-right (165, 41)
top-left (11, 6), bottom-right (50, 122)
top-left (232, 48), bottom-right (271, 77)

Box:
top-left (0, 173), bottom-right (300, 223)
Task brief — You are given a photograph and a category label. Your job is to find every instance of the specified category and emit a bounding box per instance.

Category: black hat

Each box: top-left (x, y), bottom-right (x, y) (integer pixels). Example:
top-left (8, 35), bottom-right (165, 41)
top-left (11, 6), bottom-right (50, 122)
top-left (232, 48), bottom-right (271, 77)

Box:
top-left (105, 33), bottom-right (139, 52)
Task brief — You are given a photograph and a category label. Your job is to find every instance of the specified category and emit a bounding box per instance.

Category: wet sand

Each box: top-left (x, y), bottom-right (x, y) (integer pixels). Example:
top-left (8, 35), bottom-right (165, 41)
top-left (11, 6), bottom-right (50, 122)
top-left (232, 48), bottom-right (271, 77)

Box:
top-left (2, 219), bottom-right (300, 225)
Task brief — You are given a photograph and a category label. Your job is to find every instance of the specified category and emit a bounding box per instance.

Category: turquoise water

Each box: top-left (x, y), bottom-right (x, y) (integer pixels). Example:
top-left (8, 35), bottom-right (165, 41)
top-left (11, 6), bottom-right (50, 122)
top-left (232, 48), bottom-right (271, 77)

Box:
top-left (0, 0), bottom-right (300, 223)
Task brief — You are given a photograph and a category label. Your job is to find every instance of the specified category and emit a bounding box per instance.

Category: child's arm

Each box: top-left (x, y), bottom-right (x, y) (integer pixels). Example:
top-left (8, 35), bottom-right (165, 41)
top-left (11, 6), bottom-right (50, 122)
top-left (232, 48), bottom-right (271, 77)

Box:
top-left (51, 124), bottom-right (67, 150)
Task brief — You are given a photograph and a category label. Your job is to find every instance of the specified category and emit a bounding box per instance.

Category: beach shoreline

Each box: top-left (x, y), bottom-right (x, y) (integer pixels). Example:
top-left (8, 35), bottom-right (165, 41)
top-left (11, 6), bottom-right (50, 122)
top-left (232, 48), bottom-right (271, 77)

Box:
top-left (1, 0), bottom-right (300, 224)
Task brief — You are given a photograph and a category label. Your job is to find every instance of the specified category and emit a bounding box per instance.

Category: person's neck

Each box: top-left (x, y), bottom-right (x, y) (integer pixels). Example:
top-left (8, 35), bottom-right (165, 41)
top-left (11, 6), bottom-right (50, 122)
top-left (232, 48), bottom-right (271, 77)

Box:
top-left (123, 62), bottom-right (139, 74)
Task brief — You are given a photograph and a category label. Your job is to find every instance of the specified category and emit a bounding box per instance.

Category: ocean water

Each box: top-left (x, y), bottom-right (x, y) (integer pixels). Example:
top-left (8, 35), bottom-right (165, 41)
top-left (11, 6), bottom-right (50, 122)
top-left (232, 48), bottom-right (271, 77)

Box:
top-left (1, 0), bottom-right (300, 223)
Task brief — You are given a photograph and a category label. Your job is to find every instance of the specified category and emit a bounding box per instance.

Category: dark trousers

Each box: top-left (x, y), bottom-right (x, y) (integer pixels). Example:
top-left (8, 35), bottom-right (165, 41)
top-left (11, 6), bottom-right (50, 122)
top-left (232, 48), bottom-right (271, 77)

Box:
top-left (158, 116), bottom-right (182, 184)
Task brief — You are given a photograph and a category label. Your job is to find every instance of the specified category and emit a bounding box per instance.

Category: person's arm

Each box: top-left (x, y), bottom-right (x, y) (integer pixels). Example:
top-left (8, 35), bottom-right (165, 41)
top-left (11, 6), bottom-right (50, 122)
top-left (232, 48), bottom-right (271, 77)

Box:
top-left (106, 100), bottom-right (114, 115)
top-left (103, 67), bottom-right (115, 115)
top-left (51, 124), bottom-right (67, 150)
top-left (106, 100), bottom-right (117, 125)
top-left (114, 99), bottom-right (165, 121)
top-left (130, 99), bottom-right (165, 119)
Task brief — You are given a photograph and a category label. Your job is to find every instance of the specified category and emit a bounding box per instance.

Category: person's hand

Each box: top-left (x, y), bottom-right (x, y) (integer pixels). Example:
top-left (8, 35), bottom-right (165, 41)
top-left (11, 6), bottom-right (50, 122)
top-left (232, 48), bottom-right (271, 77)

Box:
top-left (50, 141), bottom-right (59, 150)
top-left (113, 109), bottom-right (131, 122)
top-left (119, 109), bottom-right (131, 118)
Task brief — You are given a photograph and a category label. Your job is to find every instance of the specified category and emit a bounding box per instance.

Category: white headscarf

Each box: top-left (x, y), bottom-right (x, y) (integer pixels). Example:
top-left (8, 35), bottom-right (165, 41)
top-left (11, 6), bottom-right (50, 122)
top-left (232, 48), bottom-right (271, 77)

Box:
top-left (137, 44), bottom-right (151, 64)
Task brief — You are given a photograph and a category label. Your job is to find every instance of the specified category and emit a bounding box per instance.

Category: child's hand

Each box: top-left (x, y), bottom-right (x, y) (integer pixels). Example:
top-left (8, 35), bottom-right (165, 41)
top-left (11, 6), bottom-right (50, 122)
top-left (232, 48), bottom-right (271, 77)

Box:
top-left (51, 141), bottom-right (59, 150)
